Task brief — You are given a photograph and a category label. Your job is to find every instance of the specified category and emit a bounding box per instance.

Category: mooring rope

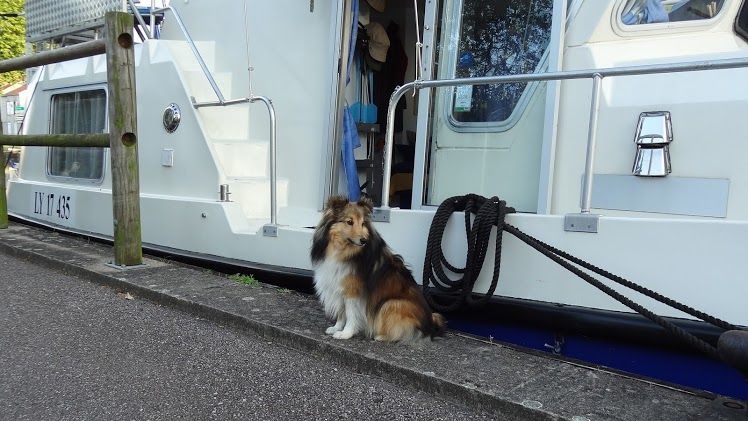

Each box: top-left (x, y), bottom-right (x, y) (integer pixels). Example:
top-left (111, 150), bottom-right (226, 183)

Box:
top-left (423, 194), bottom-right (740, 359)
top-left (422, 194), bottom-right (514, 312)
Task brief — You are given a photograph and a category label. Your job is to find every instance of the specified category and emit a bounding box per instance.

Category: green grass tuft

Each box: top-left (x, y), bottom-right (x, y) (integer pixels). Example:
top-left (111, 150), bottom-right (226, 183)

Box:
top-left (229, 273), bottom-right (258, 286)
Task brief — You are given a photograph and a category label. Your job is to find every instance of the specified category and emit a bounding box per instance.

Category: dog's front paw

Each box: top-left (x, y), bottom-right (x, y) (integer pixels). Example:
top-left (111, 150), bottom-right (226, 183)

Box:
top-left (325, 325), bottom-right (341, 335)
top-left (333, 330), bottom-right (354, 340)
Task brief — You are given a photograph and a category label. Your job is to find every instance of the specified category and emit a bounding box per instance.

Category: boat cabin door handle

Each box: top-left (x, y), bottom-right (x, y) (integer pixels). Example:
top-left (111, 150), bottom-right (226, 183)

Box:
top-left (632, 111), bottom-right (673, 177)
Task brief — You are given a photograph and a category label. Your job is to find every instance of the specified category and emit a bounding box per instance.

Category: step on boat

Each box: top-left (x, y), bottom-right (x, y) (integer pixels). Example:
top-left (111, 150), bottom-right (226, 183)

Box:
top-left (7, 0), bottom-right (748, 402)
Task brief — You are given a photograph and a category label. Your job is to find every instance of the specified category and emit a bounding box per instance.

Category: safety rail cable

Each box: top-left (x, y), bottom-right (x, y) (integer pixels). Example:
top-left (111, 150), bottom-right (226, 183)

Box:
top-left (380, 55), bottom-right (748, 211)
top-left (423, 195), bottom-right (745, 366)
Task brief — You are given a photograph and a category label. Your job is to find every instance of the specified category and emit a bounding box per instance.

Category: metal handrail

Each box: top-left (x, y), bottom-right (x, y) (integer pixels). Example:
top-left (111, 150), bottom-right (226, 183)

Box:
top-left (153, 6), bottom-right (231, 106)
top-left (380, 55), bottom-right (748, 211)
top-left (250, 95), bottom-right (278, 227)
top-left (150, 0), bottom-right (157, 38)
top-left (581, 73), bottom-right (602, 213)
top-left (127, 0), bottom-right (152, 40)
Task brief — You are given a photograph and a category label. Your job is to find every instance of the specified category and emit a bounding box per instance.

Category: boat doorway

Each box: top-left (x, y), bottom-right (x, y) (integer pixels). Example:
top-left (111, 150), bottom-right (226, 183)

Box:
top-left (333, 0), bottom-right (426, 209)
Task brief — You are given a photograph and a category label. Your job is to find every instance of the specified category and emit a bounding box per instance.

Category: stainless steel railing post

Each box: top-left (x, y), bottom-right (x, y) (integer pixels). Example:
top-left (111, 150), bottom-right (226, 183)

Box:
top-left (580, 73), bottom-right (602, 213)
top-left (380, 84), bottom-right (415, 209)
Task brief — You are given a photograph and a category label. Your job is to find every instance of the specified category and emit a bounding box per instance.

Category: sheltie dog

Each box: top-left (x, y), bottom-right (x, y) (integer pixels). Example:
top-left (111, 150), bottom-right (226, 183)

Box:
top-left (310, 196), bottom-right (445, 342)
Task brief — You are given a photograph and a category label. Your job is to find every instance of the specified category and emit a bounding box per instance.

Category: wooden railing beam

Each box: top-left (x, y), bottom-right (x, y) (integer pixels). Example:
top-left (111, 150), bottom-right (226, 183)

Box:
top-left (0, 40), bottom-right (106, 74)
top-left (0, 134), bottom-right (109, 148)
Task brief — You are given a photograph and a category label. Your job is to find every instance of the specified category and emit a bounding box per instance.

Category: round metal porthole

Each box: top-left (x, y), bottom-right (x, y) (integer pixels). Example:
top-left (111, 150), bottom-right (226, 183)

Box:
top-left (162, 103), bottom-right (181, 133)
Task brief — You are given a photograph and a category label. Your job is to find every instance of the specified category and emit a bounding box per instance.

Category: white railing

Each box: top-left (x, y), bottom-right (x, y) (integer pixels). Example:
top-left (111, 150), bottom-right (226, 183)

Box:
top-left (380, 56), bottom-right (748, 213)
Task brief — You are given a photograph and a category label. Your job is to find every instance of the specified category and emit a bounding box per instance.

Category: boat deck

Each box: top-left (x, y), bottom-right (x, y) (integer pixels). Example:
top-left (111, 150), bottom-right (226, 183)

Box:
top-left (0, 223), bottom-right (745, 420)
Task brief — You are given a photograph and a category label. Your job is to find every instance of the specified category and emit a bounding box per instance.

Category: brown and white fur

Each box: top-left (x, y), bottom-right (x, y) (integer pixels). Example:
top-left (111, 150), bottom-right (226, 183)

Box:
top-left (310, 196), bottom-right (445, 342)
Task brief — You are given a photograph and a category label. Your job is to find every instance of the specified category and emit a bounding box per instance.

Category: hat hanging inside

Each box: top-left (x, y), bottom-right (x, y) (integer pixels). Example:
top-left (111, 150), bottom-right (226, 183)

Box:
top-left (365, 22), bottom-right (390, 63)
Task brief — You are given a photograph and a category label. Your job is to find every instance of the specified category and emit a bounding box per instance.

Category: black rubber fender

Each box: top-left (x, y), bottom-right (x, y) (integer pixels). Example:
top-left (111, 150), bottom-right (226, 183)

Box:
top-left (718, 330), bottom-right (748, 377)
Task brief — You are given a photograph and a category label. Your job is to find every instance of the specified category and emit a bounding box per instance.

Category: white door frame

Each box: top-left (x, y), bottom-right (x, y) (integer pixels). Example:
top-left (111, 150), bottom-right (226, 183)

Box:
top-left (537, 0), bottom-right (569, 214)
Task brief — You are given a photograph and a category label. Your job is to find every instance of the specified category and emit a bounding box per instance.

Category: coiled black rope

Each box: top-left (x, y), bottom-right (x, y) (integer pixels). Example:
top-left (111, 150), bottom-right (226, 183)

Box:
top-left (422, 194), bottom-right (514, 312)
top-left (423, 194), bottom-right (740, 360)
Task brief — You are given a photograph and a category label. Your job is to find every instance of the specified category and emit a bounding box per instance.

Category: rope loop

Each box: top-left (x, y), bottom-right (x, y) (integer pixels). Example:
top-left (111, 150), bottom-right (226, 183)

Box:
top-left (422, 194), bottom-right (514, 312)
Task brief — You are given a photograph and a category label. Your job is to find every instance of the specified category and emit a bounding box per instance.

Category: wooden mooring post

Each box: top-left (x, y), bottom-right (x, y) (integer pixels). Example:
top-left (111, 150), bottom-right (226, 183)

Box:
top-left (1, 127), bottom-right (7, 230)
top-left (0, 11), bottom-right (142, 266)
top-left (104, 12), bottom-right (142, 266)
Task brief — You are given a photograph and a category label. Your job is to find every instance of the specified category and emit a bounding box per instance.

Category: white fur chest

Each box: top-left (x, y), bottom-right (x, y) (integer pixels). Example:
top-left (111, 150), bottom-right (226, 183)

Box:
top-left (313, 258), bottom-right (352, 318)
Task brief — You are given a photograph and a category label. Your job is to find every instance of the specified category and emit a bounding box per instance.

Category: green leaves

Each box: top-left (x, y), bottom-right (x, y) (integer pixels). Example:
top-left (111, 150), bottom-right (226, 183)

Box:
top-left (0, 0), bottom-right (25, 84)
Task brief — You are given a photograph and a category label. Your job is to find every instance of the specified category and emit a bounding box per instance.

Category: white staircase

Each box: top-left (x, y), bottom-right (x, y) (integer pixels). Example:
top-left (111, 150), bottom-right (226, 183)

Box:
top-left (168, 40), bottom-right (288, 223)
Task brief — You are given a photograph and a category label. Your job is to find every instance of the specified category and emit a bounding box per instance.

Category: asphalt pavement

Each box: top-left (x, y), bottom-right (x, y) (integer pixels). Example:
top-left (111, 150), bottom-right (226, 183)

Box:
top-left (0, 251), bottom-right (495, 420)
top-left (0, 223), bottom-right (745, 421)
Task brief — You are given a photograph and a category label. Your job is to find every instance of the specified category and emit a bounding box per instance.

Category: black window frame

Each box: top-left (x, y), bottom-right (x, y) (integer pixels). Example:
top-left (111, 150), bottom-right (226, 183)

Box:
top-left (736, 0), bottom-right (748, 41)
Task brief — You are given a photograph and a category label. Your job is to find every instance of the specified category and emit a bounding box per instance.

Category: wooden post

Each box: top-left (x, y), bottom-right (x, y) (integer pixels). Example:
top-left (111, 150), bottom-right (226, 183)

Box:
top-left (105, 12), bottom-right (142, 266)
top-left (0, 139), bottom-right (7, 229)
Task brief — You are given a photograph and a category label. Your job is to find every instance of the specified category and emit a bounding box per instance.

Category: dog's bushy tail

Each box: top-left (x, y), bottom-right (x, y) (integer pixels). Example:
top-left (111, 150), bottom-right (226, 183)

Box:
top-left (423, 312), bottom-right (446, 339)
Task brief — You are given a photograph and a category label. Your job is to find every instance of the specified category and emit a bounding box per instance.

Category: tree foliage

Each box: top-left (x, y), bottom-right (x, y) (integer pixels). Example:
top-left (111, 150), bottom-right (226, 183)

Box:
top-left (0, 0), bottom-right (26, 85)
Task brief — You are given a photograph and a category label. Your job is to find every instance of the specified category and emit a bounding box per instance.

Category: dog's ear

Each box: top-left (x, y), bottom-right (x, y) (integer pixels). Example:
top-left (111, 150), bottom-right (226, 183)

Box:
top-left (357, 196), bottom-right (374, 214)
top-left (325, 195), bottom-right (349, 213)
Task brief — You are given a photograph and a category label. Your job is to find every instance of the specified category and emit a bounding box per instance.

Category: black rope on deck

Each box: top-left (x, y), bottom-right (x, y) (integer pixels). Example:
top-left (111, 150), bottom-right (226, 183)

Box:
top-left (422, 194), bottom-right (514, 312)
top-left (423, 194), bottom-right (740, 360)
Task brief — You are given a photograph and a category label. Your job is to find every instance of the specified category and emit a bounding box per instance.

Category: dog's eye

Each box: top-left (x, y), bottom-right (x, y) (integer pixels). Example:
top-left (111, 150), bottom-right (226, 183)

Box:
top-left (345, 219), bottom-right (353, 226)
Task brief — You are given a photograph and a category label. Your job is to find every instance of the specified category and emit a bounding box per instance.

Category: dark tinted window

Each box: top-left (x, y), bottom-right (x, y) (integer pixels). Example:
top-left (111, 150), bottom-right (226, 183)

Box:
top-left (736, 1), bottom-right (748, 41)
top-left (621, 0), bottom-right (725, 25)
top-left (49, 90), bottom-right (106, 180)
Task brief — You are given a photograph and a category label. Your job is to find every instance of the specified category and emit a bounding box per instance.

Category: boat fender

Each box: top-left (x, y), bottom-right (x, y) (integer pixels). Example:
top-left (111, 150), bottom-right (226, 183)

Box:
top-left (718, 330), bottom-right (748, 377)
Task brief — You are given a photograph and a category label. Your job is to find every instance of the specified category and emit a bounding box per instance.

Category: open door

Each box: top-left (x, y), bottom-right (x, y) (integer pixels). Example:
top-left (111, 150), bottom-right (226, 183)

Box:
top-left (412, 0), bottom-right (567, 212)
top-left (326, 0), bottom-right (356, 202)
top-left (329, 0), bottom-right (430, 208)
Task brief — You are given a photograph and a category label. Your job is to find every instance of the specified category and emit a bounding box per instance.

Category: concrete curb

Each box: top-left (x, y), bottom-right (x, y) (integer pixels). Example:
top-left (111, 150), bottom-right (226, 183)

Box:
top-left (0, 224), bottom-right (744, 420)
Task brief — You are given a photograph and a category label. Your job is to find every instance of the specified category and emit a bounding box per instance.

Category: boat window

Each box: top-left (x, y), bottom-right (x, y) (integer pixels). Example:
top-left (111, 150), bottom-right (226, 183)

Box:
top-left (737, 1), bottom-right (748, 41)
top-left (620, 0), bottom-right (725, 25)
top-left (48, 90), bottom-right (106, 180)
top-left (449, 0), bottom-right (553, 126)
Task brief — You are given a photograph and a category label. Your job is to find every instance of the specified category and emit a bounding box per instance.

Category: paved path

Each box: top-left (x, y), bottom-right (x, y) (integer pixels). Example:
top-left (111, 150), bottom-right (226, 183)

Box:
top-left (0, 224), bottom-right (744, 421)
top-left (0, 252), bottom-right (494, 420)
